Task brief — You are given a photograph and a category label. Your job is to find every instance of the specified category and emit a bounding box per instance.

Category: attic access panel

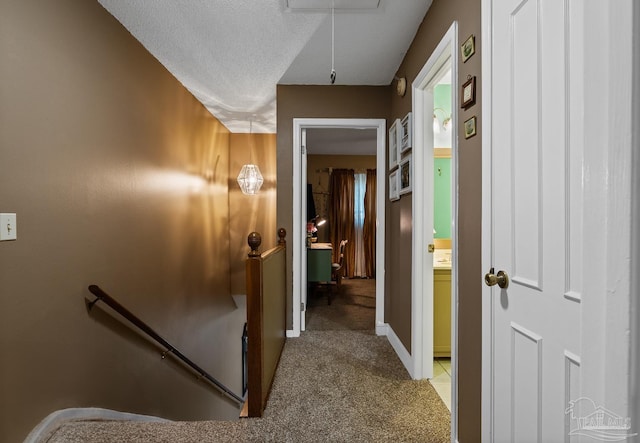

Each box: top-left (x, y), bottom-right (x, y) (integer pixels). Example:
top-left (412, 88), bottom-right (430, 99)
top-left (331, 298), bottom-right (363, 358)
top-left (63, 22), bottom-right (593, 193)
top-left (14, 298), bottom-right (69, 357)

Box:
top-left (286, 0), bottom-right (380, 10)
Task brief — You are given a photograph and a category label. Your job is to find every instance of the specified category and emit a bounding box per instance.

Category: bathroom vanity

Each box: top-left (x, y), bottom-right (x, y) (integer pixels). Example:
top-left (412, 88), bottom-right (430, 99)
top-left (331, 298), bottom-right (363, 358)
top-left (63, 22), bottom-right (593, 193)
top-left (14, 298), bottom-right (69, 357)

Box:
top-left (433, 249), bottom-right (451, 357)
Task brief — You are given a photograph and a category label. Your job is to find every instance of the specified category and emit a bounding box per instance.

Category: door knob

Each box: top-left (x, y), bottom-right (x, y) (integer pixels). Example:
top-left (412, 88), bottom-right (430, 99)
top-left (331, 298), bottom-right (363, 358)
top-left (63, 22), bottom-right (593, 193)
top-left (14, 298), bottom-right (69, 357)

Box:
top-left (484, 268), bottom-right (509, 288)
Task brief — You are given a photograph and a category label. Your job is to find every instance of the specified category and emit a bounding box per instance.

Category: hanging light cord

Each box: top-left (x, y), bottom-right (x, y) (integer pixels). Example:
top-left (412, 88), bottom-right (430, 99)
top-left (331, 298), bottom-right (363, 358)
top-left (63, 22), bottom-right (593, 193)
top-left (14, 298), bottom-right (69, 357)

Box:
top-left (249, 119), bottom-right (253, 164)
top-left (330, 2), bottom-right (336, 84)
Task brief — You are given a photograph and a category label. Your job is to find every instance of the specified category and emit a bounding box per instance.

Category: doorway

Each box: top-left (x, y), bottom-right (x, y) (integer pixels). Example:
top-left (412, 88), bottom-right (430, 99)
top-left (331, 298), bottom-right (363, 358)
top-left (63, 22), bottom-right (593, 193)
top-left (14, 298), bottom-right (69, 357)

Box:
top-left (290, 119), bottom-right (386, 338)
top-left (411, 21), bottom-right (459, 439)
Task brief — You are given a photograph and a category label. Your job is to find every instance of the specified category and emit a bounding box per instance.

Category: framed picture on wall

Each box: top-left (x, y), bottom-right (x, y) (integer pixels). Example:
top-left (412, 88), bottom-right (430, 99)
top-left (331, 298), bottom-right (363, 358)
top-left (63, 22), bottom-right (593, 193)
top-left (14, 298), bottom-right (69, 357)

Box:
top-left (461, 35), bottom-right (475, 62)
top-left (389, 118), bottom-right (400, 170)
top-left (464, 116), bottom-right (477, 139)
top-left (461, 76), bottom-right (476, 109)
top-left (389, 169), bottom-right (400, 201)
top-left (399, 154), bottom-right (412, 195)
top-left (400, 112), bottom-right (412, 153)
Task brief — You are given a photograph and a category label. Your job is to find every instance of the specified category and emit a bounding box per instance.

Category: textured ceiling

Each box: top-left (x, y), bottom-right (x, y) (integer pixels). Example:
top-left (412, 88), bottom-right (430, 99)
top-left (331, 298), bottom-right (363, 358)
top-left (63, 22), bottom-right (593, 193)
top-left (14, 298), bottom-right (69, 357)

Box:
top-left (98, 0), bottom-right (432, 133)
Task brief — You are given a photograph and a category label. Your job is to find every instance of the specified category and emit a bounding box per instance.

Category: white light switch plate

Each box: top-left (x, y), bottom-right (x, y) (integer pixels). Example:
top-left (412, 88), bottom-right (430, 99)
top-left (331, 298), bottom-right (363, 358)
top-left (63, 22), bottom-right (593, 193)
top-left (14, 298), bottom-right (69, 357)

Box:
top-left (0, 213), bottom-right (17, 241)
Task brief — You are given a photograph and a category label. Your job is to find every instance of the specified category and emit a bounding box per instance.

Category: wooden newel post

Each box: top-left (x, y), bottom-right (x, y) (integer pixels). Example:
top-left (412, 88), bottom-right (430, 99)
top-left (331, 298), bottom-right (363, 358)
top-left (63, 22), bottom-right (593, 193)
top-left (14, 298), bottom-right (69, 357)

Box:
top-left (245, 228), bottom-right (287, 417)
top-left (246, 232), bottom-right (262, 416)
top-left (248, 232), bottom-right (262, 257)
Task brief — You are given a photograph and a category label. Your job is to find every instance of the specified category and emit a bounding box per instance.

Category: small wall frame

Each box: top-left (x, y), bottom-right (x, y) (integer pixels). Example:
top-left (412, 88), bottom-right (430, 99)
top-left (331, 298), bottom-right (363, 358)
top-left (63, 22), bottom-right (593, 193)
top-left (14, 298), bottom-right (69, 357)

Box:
top-left (461, 35), bottom-right (475, 63)
top-left (389, 169), bottom-right (400, 201)
top-left (400, 112), bottom-right (412, 153)
top-left (461, 76), bottom-right (476, 109)
top-left (389, 118), bottom-right (401, 170)
top-left (399, 153), bottom-right (412, 195)
top-left (464, 116), bottom-right (477, 139)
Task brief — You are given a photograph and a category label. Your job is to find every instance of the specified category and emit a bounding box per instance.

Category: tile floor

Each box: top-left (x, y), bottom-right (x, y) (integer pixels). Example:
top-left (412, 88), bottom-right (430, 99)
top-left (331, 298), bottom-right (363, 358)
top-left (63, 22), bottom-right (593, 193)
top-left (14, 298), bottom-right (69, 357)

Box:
top-left (431, 358), bottom-right (451, 411)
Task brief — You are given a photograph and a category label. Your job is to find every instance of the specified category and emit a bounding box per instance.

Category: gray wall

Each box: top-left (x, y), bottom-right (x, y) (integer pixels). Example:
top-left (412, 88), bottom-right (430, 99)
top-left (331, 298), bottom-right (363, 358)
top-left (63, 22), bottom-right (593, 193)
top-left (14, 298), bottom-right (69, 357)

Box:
top-left (0, 1), bottom-right (244, 441)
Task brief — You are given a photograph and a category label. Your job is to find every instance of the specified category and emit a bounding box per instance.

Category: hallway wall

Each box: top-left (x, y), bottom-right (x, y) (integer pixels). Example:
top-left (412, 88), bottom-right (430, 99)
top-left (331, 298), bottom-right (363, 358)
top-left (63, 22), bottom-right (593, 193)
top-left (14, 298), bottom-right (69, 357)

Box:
top-left (0, 1), bottom-right (242, 441)
top-left (276, 85), bottom-right (390, 328)
top-left (228, 133), bottom-right (278, 298)
top-left (388, 0), bottom-right (483, 440)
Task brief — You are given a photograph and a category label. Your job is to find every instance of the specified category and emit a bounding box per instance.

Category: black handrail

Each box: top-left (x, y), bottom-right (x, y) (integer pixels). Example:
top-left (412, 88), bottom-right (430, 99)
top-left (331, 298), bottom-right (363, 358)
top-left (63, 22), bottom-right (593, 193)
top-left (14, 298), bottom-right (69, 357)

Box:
top-left (242, 322), bottom-right (248, 397)
top-left (87, 285), bottom-right (244, 406)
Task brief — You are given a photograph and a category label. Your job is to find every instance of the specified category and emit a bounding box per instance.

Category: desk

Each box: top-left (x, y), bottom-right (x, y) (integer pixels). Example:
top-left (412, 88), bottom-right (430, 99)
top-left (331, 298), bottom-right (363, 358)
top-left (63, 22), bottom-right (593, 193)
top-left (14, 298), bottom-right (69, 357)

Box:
top-left (307, 243), bottom-right (332, 282)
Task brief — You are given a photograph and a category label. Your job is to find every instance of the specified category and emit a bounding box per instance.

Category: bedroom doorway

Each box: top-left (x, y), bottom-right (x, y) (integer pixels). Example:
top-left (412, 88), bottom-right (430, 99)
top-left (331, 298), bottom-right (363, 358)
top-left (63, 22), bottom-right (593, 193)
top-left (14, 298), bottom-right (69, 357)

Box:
top-left (290, 119), bottom-right (386, 338)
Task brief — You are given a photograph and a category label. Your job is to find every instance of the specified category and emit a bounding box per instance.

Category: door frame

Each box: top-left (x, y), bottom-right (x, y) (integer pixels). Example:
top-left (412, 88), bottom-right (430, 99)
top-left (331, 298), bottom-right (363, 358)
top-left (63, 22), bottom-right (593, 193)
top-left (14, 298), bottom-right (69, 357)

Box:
top-left (480, 1), bottom-right (493, 438)
top-left (289, 118), bottom-right (387, 338)
top-left (411, 21), bottom-right (458, 440)
top-left (633, 0), bottom-right (640, 431)
top-left (481, 1), bottom-right (636, 440)
top-left (411, 21), bottom-right (458, 379)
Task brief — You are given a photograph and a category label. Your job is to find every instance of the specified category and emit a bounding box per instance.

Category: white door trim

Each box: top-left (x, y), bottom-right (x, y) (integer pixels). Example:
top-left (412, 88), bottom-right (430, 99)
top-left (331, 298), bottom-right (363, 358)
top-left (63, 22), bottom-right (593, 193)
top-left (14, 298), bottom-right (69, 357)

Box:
top-left (411, 21), bottom-right (458, 379)
top-left (480, 1), bottom-right (493, 440)
top-left (411, 20), bottom-right (459, 441)
top-left (632, 0), bottom-right (640, 430)
top-left (581, 0), bottom-right (633, 419)
top-left (289, 118), bottom-right (387, 338)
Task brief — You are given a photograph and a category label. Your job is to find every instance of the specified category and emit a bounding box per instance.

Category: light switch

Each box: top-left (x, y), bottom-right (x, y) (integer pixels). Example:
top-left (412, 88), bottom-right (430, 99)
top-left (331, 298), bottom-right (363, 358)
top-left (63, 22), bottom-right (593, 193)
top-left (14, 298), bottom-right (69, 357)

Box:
top-left (0, 213), bottom-right (17, 241)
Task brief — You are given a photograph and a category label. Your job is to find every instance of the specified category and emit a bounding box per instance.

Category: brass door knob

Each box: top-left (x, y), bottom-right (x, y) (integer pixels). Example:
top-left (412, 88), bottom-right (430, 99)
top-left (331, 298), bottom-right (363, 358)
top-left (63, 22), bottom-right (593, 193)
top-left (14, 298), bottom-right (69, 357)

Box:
top-left (484, 268), bottom-right (509, 288)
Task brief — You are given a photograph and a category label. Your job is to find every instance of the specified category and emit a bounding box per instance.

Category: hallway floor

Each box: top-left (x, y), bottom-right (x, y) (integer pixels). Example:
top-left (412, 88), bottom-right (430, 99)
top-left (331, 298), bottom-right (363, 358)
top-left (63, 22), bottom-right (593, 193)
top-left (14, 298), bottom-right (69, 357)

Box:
top-left (307, 277), bottom-right (453, 413)
top-left (45, 330), bottom-right (451, 442)
top-left (432, 358), bottom-right (452, 411)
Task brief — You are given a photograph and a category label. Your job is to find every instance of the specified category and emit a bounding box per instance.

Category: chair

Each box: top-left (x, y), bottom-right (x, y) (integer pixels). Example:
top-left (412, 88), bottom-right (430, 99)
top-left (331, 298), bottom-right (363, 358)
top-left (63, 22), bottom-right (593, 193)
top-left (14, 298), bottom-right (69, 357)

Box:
top-left (331, 240), bottom-right (348, 289)
top-left (316, 240), bottom-right (347, 306)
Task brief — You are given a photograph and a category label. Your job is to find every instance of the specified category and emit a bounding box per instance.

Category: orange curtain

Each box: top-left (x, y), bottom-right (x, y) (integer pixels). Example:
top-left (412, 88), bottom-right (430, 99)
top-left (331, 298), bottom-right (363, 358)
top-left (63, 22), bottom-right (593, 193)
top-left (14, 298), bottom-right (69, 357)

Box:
top-left (329, 169), bottom-right (355, 277)
top-left (363, 169), bottom-right (376, 277)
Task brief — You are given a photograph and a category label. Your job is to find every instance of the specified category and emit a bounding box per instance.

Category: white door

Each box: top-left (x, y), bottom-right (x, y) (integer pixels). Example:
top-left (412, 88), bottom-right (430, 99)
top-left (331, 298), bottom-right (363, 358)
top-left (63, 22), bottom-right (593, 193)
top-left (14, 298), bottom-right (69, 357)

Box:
top-left (487, 0), bottom-right (582, 440)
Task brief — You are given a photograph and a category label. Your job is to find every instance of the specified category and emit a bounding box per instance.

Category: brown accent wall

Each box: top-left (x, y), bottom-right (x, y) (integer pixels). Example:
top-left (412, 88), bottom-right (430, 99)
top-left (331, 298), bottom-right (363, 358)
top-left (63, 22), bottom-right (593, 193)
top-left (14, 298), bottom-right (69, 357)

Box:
top-left (0, 1), bottom-right (242, 441)
top-left (389, 0), bottom-right (483, 440)
top-left (229, 133), bottom-right (278, 297)
top-left (276, 86), bottom-right (390, 327)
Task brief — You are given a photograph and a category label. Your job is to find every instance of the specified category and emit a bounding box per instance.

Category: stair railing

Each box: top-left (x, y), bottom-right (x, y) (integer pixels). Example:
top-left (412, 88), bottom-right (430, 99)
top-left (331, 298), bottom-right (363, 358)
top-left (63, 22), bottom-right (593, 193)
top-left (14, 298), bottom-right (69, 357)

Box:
top-left (245, 228), bottom-right (287, 417)
top-left (87, 285), bottom-right (244, 406)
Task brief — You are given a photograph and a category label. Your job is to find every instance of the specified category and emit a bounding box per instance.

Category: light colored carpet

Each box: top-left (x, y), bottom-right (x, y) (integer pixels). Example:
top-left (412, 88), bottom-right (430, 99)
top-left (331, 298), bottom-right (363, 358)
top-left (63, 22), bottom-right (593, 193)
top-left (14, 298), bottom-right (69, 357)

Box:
top-left (47, 329), bottom-right (450, 442)
top-left (306, 278), bottom-right (376, 331)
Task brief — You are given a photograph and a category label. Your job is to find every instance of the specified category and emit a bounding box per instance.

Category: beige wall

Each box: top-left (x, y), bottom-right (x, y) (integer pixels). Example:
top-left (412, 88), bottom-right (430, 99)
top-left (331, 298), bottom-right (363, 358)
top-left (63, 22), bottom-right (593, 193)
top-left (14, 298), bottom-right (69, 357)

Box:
top-left (307, 155), bottom-right (376, 243)
top-left (276, 86), bottom-right (390, 327)
top-left (388, 0), bottom-right (483, 440)
top-left (0, 1), bottom-right (243, 441)
top-left (229, 133), bottom-right (278, 297)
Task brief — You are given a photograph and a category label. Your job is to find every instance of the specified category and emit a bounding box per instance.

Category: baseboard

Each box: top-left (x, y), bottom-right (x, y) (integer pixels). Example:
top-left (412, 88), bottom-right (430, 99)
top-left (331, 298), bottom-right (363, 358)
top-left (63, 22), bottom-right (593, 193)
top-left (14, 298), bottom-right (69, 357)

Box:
top-left (385, 325), bottom-right (414, 378)
top-left (24, 407), bottom-right (169, 443)
top-left (286, 329), bottom-right (299, 338)
top-left (375, 321), bottom-right (389, 336)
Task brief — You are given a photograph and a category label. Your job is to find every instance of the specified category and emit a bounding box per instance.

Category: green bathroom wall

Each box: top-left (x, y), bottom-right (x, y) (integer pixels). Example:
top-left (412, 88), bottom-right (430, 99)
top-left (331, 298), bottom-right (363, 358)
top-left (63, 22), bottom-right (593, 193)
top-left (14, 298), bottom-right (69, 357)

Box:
top-left (434, 84), bottom-right (452, 143)
top-left (434, 84), bottom-right (452, 117)
top-left (434, 84), bottom-right (452, 239)
top-left (434, 157), bottom-right (451, 239)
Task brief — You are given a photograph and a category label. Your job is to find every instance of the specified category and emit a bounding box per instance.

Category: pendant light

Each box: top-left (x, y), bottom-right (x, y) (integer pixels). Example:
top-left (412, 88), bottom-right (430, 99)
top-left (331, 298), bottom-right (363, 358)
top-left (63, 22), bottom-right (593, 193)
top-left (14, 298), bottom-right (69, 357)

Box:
top-left (237, 120), bottom-right (264, 195)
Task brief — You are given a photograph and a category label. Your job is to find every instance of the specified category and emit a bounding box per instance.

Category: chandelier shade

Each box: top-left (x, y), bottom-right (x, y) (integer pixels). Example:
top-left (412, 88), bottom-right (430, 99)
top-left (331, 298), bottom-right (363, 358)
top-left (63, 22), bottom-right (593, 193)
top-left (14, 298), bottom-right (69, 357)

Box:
top-left (237, 164), bottom-right (264, 195)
